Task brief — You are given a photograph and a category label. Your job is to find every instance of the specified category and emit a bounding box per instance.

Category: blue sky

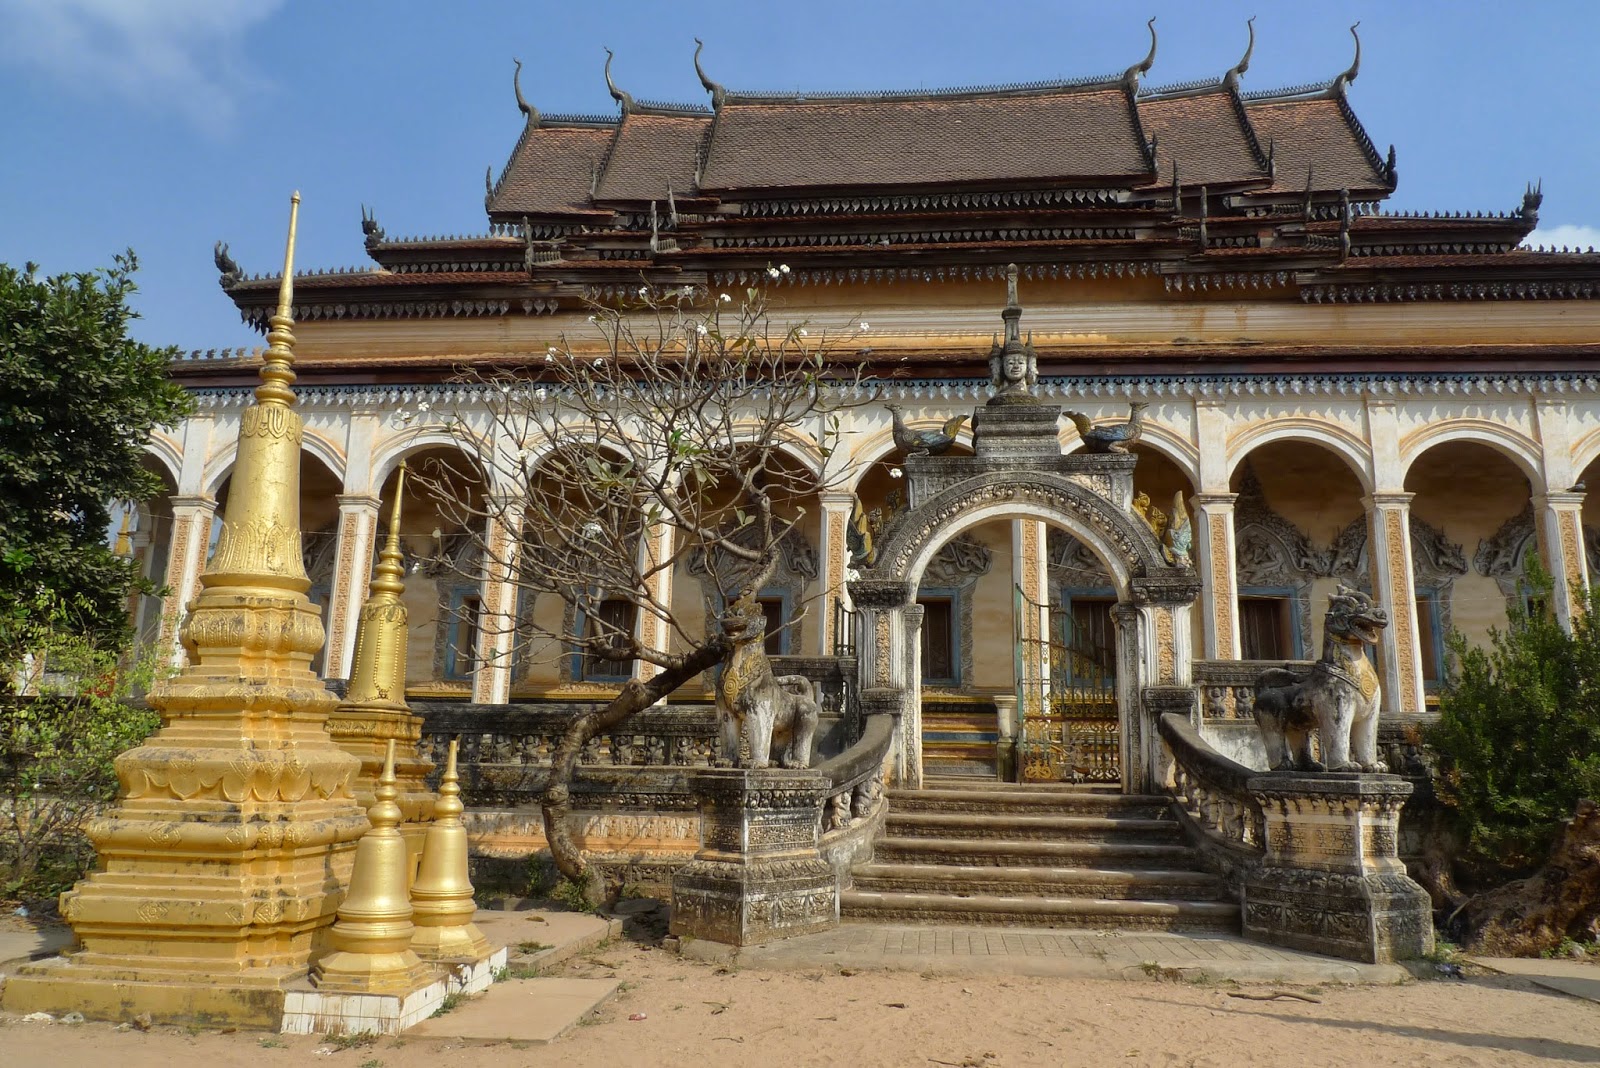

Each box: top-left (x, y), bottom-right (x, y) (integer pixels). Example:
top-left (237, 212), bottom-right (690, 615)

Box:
top-left (2, 0), bottom-right (1597, 352)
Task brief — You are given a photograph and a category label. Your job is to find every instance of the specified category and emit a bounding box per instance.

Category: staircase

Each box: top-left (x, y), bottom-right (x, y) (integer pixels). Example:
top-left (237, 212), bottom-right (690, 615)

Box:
top-left (841, 778), bottom-right (1238, 932)
top-left (919, 702), bottom-right (1000, 779)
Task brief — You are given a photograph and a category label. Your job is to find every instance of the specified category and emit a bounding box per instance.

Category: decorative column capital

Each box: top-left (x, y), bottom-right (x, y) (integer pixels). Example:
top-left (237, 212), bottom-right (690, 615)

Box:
top-left (336, 493), bottom-right (383, 512)
top-left (818, 491), bottom-right (856, 508)
top-left (169, 494), bottom-right (217, 513)
top-left (1537, 491), bottom-right (1586, 510)
top-left (1363, 491), bottom-right (1414, 510)
top-left (1190, 492), bottom-right (1238, 511)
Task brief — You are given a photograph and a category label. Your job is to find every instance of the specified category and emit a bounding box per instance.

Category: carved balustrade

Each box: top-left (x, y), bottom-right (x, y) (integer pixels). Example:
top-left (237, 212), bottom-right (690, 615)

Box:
top-left (1156, 712), bottom-right (1265, 870)
top-left (415, 656), bottom-right (860, 808)
top-left (1192, 658), bottom-right (1305, 723)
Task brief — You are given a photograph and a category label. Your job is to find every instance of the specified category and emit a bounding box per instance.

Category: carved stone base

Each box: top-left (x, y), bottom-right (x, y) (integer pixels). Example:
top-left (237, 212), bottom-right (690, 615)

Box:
top-left (669, 768), bottom-right (839, 947)
top-left (971, 403), bottom-right (1063, 460)
top-left (1242, 772), bottom-right (1433, 963)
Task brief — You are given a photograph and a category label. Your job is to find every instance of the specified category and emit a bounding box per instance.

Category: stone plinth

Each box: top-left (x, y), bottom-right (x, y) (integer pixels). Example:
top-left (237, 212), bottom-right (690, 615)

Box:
top-left (1243, 772), bottom-right (1433, 963)
top-left (971, 403), bottom-right (1062, 460)
top-left (670, 768), bottom-right (838, 947)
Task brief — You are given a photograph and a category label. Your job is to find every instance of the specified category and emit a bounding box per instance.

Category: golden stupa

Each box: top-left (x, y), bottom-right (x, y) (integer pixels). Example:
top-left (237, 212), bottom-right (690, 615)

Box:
top-left (2, 194), bottom-right (370, 1028)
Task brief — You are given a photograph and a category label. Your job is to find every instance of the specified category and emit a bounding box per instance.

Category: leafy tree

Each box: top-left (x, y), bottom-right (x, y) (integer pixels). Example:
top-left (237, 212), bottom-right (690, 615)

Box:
top-left (0, 592), bottom-right (163, 903)
top-left (1427, 558), bottom-right (1600, 881)
top-left (0, 254), bottom-right (193, 651)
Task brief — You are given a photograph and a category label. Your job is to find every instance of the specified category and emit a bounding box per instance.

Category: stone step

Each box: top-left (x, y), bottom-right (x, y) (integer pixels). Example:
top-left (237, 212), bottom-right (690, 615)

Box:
top-left (851, 862), bottom-right (1227, 901)
top-left (839, 890), bottom-right (1240, 932)
top-left (919, 778), bottom-right (1125, 795)
top-left (889, 786), bottom-right (1171, 818)
top-left (885, 811), bottom-right (1182, 842)
top-left (872, 835), bottom-right (1199, 869)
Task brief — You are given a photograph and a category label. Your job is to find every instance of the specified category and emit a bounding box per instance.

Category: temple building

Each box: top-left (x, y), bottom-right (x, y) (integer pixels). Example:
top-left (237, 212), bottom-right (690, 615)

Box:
top-left (137, 25), bottom-right (1600, 784)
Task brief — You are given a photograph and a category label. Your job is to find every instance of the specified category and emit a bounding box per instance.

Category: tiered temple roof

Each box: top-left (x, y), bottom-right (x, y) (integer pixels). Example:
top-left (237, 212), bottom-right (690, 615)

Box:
top-left (212, 23), bottom-right (1600, 363)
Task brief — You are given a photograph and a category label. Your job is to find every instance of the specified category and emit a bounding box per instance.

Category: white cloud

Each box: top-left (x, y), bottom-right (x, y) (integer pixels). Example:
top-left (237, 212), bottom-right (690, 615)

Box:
top-left (1524, 224), bottom-right (1600, 252)
top-left (0, 0), bottom-right (283, 132)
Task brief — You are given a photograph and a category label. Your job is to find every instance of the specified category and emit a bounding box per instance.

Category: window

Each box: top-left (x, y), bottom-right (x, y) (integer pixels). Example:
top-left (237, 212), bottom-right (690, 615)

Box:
top-left (1416, 589), bottom-right (1445, 687)
top-left (1063, 595), bottom-right (1116, 682)
top-left (918, 593), bottom-right (958, 685)
top-left (1239, 596), bottom-right (1293, 660)
top-left (756, 593), bottom-right (788, 656)
top-left (443, 591), bottom-right (481, 680)
top-left (577, 598), bottom-right (636, 681)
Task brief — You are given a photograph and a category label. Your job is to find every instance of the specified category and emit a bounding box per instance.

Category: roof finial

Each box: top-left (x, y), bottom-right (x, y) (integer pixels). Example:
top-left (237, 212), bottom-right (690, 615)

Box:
top-left (667, 180), bottom-right (679, 226)
top-left (1522, 180), bottom-right (1543, 224)
top-left (513, 58), bottom-right (538, 124)
top-left (1122, 17), bottom-right (1157, 91)
top-left (1223, 17), bottom-right (1255, 90)
top-left (1302, 164), bottom-right (1315, 223)
top-left (603, 48), bottom-right (634, 113)
top-left (1384, 144), bottom-right (1397, 189)
top-left (694, 38), bottom-right (726, 110)
top-left (1333, 23), bottom-right (1361, 95)
top-left (484, 166), bottom-right (493, 202)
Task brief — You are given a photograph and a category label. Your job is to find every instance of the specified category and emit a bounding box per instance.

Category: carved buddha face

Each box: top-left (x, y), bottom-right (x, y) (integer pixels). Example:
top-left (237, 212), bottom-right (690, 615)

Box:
top-left (1002, 349), bottom-right (1027, 383)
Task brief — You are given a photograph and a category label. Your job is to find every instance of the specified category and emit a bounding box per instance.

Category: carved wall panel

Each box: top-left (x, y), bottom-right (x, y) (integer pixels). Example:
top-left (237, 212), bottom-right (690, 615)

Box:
top-left (689, 526), bottom-right (819, 655)
top-left (918, 533), bottom-right (993, 688)
top-left (1326, 513), bottom-right (1468, 639)
top-left (1232, 465), bottom-right (1324, 656)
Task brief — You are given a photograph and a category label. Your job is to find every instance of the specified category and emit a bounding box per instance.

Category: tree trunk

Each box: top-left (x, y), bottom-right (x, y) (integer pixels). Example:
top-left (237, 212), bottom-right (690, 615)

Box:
top-left (1458, 800), bottom-right (1600, 956)
top-left (540, 640), bottom-right (729, 889)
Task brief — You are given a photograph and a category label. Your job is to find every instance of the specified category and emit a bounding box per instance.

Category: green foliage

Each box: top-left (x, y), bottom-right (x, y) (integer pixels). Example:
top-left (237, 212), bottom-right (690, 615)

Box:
top-left (0, 254), bottom-right (193, 648)
top-left (1426, 558), bottom-right (1600, 880)
top-left (0, 592), bottom-right (164, 902)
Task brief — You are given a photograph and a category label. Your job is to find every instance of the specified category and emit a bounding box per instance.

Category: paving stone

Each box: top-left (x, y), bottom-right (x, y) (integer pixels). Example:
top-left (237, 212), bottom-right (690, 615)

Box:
top-left (1472, 957), bottom-right (1600, 1003)
top-left (406, 977), bottom-right (619, 1044)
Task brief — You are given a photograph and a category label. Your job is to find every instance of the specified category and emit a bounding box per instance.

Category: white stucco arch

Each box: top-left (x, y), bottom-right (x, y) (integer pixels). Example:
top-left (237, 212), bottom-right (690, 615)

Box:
top-left (1226, 419), bottom-right (1376, 494)
top-left (1399, 420), bottom-right (1545, 492)
top-left (142, 434), bottom-right (183, 486)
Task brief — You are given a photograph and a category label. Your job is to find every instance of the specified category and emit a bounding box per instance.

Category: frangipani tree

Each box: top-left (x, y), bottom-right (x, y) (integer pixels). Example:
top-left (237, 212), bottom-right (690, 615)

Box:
top-left (414, 278), bottom-right (875, 887)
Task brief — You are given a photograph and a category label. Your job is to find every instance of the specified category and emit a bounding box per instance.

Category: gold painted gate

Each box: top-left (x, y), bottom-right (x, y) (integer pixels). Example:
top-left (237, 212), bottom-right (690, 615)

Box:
top-left (1015, 587), bottom-right (1120, 783)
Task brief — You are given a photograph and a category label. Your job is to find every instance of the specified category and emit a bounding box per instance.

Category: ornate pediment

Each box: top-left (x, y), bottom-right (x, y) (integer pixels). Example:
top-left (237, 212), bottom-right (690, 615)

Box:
top-left (922, 533), bottom-right (994, 587)
top-left (1233, 464), bottom-right (1331, 584)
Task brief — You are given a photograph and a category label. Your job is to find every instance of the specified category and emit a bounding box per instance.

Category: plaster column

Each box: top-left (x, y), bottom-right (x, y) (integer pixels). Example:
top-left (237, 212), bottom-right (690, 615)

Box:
top-left (634, 518), bottom-right (676, 688)
top-left (157, 494), bottom-right (217, 662)
top-left (849, 579), bottom-right (914, 785)
top-left (818, 492), bottom-right (855, 655)
top-left (1364, 492), bottom-right (1426, 720)
top-left (1191, 493), bottom-right (1241, 660)
top-left (1012, 518), bottom-right (1050, 713)
top-left (323, 494), bottom-right (382, 681)
top-left (471, 495), bottom-right (525, 705)
top-left (1537, 491), bottom-right (1590, 628)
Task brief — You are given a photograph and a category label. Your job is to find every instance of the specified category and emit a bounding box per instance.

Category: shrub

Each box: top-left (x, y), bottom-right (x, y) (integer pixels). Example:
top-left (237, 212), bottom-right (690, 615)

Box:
top-left (1426, 558), bottom-right (1600, 882)
top-left (1, 593), bottom-right (163, 903)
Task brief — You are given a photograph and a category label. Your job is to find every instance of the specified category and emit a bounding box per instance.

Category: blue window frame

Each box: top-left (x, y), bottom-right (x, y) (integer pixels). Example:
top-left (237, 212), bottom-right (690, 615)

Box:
top-left (917, 586), bottom-right (960, 686)
top-left (443, 589), bottom-right (481, 680)
top-left (572, 598), bottom-right (636, 682)
top-left (755, 588), bottom-right (791, 656)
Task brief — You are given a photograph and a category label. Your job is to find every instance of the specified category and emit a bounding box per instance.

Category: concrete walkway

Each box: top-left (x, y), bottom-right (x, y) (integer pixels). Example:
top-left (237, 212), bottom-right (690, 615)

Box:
top-left (0, 921), bottom-right (73, 981)
top-left (1473, 956), bottom-right (1600, 1003)
top-left (678, 923), bottom-right (1411, 984)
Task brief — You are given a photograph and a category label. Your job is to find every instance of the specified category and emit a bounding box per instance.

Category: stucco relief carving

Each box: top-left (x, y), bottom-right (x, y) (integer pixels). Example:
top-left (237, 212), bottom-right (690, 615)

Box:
top-left (1475, 503), bottom-right (1541, 615)
top-left (690, 526), bottom-right (818, 655)
top-left (919, 533), bottom-right (992, 686)
top-left (1326, 512), bottom-right (1467, 638)
top-left (1233, 465), bottom-right (1323, 655)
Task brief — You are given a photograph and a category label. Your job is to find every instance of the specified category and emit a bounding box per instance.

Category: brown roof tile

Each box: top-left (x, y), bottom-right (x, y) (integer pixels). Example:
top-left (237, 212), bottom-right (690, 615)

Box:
top-left (489, 123), bottom-right (615, 217)
top-left (698, 88), bottom-right (1150, 193)
top-left (1246, 96), bottom-right (1386, 193)
top-left (1138, 90), bottom-right (1264, 187)
top-left (595, 113), bottom-right (711, 203)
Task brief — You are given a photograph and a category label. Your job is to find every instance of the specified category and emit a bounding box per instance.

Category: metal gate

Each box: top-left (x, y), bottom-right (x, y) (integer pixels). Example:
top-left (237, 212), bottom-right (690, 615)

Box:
top-left (1014, 587), bottom-right (1120, 783)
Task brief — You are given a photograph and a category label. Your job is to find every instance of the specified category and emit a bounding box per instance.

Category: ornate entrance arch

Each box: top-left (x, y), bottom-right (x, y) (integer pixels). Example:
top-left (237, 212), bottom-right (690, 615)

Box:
top-left (851, 461), bottom-right (1198, 792)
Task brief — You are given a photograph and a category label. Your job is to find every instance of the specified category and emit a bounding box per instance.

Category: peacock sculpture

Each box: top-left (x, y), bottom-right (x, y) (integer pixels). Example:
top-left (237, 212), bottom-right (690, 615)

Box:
top-left (1065, 402), bottom-right (1149, 453)
top-left (887, 404), bottom-right (967, 456)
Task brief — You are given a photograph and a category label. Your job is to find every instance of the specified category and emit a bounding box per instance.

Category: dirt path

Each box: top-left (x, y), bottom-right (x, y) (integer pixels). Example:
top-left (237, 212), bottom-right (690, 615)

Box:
top-left (4, 937), bottom-right (1600, 1068)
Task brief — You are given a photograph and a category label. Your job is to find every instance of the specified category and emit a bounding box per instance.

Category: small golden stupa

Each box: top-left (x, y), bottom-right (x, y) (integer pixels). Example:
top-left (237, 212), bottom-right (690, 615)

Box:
top-left (326, 460), bottom-right (435, 868)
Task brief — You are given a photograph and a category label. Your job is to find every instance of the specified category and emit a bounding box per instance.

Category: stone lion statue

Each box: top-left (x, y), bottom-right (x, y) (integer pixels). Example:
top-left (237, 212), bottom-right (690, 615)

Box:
top-left (714, 598), bottom-right (819, 769)
top-left (1253, 584), bottom-right (1390, 773)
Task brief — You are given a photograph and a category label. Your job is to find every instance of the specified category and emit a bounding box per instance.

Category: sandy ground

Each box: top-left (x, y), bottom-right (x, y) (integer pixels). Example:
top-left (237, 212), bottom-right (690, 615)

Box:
top-left (4, 934), bottom-right (1600, 1068)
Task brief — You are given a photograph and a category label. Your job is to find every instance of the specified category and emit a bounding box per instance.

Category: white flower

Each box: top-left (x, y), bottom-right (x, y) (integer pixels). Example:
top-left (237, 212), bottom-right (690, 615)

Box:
top-left (535, 387), bottom-right (547, 400)
top-left (593, 358), bottom-right (604, 368)
top-left (766, 266), bottom-right (781, 279)
top-left (779, 264), bottom-right (791, 274)
top-left (889, 467), bottom-right (903, 479)
top-left (587, 314), bottom-right (598, 323)
top-left (498, 383), bottom-right (511, 394)
top-left (581, 520), bottom-right (603, 539)
top-left (719, 293), bottom-right (732, 303)
top-left (859, 321), bottom-right (870, 331)
top-left (416, 400), bottom-right (430, 412)
top-left (798, 328), bottom-right (809, 337)
top-left (544, 352), bottom-right (554, 362)
top-left (638, 286), bottom-right (649, 297)
top-left (696, 323), bottom-right (708, 336)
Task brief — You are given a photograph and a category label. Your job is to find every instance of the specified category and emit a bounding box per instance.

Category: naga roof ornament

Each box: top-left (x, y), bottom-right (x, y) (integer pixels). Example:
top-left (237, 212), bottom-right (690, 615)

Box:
top-left (1223, 17), bottom-right (1255, 92)
top-left (1333, 23), bottom-right (1361, 95)
top-left (513, 57), bottom-right (538, 124)
top-left (604, 48), bottom-right (635, 114)
top-left (1121, 18), bottom-right (1157, 92)
top-left (694, 38), bottom-right (726, 110)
